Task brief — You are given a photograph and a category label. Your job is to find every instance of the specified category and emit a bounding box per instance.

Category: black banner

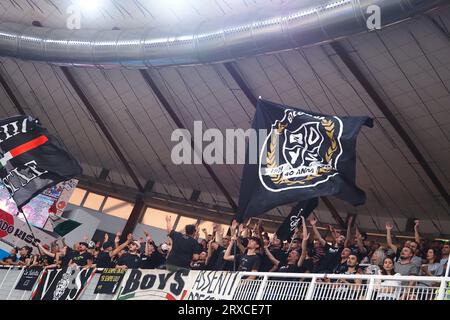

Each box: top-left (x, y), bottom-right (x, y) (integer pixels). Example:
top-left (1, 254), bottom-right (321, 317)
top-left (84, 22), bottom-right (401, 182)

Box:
top-left (15, 267), bottom-right (42, 291)
top-left (94, 268), bottom-right (127, 294)
top-left (31, 267), bottom-right (95, 300)
top-left (237, 99), bottom-right (373, 221)
top-left (276, 198), bottom-right (318, 241)
top-left (0, 115), bottom-right (82, 209)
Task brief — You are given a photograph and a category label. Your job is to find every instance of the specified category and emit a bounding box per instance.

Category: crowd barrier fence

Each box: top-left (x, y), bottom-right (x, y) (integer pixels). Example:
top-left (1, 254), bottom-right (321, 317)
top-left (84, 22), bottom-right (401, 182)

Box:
top-left (1, 266), bottom-right (449, 300)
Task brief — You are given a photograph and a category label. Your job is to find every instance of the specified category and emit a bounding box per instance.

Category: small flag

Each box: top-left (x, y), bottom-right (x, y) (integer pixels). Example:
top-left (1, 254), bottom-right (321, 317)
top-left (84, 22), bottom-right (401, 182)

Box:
top-left (48, 214), bottom-right (81, 236)
top-left (236, 99), bottom-right (372, 222)
top-left (276, 198), bottom-right (318, 241)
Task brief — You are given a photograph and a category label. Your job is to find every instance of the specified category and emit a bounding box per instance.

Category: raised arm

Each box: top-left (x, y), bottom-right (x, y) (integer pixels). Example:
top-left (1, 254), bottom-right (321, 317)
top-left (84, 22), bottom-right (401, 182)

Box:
top-left (414, 220), bottom-right (420, 244)
top-left (344, 216), bottom-right (353, 248)
top-left (38, 243), bottom-right (56, 258)
top-left (223, 236), bottom-right (236, 261)
top-left (166, 215), bottom-right (173, 234)
top-left (298, 216), bottom-right (309, 268)
top-left (214, 224), bottom-right (223, 244)
top-left (355, 227), bottom-right (367, 255)
top-left (114, 232), bottom-right (121, 249)
top-left (264, 246), bottom-right (280, 267)
top-left (111, 233), bottom-right (133, 257)
top-left (309, 216), bottom-right (326, 246)
top-left (385, 223), bottom-right (398, 253)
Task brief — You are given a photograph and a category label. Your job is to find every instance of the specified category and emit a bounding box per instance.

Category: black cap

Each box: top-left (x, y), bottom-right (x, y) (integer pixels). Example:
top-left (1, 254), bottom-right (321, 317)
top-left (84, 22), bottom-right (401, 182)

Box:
top-left (102, 241), bottom-right (114, 250)
top-left (79, 242), bottom-right (89, 247)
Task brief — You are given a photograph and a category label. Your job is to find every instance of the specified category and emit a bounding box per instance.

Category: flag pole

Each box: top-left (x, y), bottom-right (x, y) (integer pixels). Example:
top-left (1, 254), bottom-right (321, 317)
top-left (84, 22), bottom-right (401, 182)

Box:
top-left (18, 209), bottom-right (43, 255)
top-left (287, 208), bottom-right (303, 252)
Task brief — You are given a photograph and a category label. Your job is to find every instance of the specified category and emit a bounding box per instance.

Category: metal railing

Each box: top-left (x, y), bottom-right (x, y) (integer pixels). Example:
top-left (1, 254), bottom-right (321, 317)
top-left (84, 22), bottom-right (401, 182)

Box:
top-left (1, 265), bottom-right (449, 300)
top-left (234, 272), bottom-right (450, 301)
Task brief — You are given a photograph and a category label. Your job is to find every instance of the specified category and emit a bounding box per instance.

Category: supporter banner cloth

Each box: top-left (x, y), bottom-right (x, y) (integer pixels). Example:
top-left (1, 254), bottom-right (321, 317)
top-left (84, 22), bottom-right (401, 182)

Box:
top-left (275, 198), bottom-right (318, 241)
top-left (115, 269), bottom-right (193, 300)
top-left (31, 266), bottom-right (95, 300)
top-left (94, 268), bottom-right (127, 294)
top-left (15, 267), bottom-right (43, 291)
top-left (0, 209), bottom-right (59, 252)
top-left (187, 271), bottom-right (241, 300)
top-left (0, 115), bottom-right (82, 209)
top-left (237, 99), bottom-right (373, 221)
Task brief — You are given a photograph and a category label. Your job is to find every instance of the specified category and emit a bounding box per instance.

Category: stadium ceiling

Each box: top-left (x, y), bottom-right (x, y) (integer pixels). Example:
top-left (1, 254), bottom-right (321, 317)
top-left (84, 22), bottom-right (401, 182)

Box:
top-left (0, 0), bottom-right (449, 237)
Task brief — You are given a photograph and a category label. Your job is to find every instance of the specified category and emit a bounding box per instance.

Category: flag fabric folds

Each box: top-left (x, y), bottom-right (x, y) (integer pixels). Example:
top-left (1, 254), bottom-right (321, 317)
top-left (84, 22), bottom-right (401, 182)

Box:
top-left (236, 99), bottom-right (373, 222)
top-left (0, 115), bottom-right (82, 209)
top-left (275, 198), bottom-right (319, 241)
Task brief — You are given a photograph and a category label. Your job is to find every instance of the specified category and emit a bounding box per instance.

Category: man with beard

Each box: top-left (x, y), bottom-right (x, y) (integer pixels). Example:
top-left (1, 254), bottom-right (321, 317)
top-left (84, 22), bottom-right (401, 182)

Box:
top-left (116, 234), bottom-right (141, 269)
top-left (70, 242), bottom-right (93, 267)
top-left (394, 246), bottom-right (419, 276)
top-left (310, 217), bottom-right (347, 273)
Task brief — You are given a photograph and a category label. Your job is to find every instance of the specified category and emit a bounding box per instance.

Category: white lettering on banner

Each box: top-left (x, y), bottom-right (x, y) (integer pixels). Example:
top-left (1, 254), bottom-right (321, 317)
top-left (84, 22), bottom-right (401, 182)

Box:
top-left (0, 118), bottom-right (30, 143)
top-left (0, 209), bottom-right (59, 250)
top-left (116, 269), bottom-right (193, 300)
top-left (32, 267), bottom-right (95, 300)
top-left (2, 161), bottom-right (48, 196)
top-left (187, 271), bottom-right (240, 300)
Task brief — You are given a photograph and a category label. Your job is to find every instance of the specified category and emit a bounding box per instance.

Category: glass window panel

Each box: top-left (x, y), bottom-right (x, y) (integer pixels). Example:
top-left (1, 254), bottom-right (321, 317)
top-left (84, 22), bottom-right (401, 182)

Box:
top-left (83, 193), bottom-right (105, 211)
top-left (68, 188), bottom-right (87, 206)
top-left (141, 208), bottom-right (178, 230)
top-left (102, 197), bottom-right (133, 220)
top-left (176, 216), bottom-right (198, 232)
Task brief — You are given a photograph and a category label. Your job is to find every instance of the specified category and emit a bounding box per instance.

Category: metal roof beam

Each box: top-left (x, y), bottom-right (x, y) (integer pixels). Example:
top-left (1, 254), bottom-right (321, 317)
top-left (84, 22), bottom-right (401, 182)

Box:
top-left (330, 41), bottom-right (450, 209)
top-left (139, 69), bottom-right (238, 211)
top-left (61, 66), bottom-right (144, 192)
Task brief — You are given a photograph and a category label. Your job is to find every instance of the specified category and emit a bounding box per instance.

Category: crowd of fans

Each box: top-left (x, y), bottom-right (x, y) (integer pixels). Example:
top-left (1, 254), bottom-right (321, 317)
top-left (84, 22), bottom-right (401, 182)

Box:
top-left (1, 216), bottom-right (448, 290)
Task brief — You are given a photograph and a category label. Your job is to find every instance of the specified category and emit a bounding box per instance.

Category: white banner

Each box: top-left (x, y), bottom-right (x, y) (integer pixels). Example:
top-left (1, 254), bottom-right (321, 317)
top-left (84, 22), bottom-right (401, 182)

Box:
top-left (187, 271), bottom-right (241, 300)
top-left (0, 209), bottom-right (59, 254)
top-left (115, 269), bottom-right (194, 300)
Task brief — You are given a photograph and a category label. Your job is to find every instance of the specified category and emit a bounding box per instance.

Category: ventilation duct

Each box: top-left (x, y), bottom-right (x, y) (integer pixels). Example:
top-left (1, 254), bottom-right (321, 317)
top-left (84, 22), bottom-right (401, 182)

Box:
top-left (0, 0), bottom-right (447, 68)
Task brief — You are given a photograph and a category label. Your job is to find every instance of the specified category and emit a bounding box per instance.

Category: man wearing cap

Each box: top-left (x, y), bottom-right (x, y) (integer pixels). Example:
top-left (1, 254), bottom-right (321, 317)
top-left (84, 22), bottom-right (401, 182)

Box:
top-left (70, 242), bottom-right (93, 267)
top-left (116, 234), bottom-right (142, 269)
top-left (224, 235), bottom-right (261, 275)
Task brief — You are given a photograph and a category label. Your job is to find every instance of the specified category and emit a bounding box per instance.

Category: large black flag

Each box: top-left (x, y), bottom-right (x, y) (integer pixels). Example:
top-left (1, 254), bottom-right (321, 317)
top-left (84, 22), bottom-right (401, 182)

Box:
top-left (236, 99), bottom-right (373, 222)
top-left (276, 198), bottom-right (318, 241)
top-left (0, 115), bottom-right (82, 209)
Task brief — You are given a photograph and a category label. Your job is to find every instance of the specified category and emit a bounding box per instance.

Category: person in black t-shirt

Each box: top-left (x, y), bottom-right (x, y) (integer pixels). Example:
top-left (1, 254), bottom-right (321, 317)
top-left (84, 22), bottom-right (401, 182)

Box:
top-left (165, 215), bottom-right (201, 271)
top-left (140, 239), bottom-right (166, 269)
top-left (266, 217), bottom-right (314, 274)
top-left (116, 239), bottom-right (142, 269)
top-left (332, 247), bottom-right (352, 274)
top-left (310, 217), bottom-right (347, 273)
top-left (70, 242), bottom-right (93, 267)
top-left (224, 235), bottom-right (261, 278)
top-left (191, 251), bottom-right (208, 270)
top-left (95, 241), bottom-right (117, 268)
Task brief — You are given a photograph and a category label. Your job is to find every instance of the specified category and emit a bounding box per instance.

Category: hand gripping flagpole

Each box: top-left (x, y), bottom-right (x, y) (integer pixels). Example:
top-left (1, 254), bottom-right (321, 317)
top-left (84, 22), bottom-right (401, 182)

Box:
top-left (287, 208), bottom-right (303, 252)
